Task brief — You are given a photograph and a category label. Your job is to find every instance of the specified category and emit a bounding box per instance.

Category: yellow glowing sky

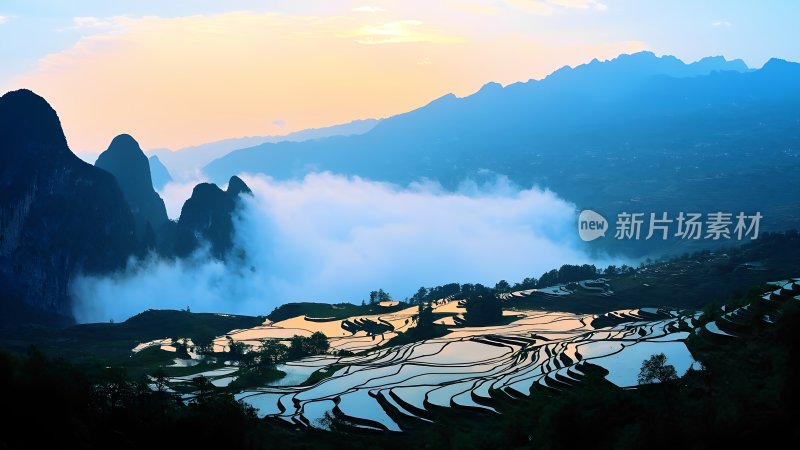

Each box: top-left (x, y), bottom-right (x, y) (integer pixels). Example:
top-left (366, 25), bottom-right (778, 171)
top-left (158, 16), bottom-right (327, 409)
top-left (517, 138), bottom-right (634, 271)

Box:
top-left (6, 0), bottom-right (786, 152)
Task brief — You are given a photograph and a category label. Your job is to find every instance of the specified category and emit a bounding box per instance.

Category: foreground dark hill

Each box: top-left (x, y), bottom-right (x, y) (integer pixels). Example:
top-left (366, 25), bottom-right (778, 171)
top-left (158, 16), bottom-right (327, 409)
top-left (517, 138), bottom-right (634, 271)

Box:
top-left (205, 52), bottom-right (800, 256)
top-left (95, 134), bottom-right (171, 250)
top-left (0, 90), bottom-right (137, 323)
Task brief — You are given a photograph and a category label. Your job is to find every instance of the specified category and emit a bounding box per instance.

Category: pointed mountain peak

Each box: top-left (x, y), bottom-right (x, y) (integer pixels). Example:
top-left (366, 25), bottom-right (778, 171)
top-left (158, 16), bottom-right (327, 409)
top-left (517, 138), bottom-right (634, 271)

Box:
top-left (426, 93), bottom-right (458, 107)
top-left (106, 133), bottom-right (144, 156)
top-left (0, 89), bottom-right (70, 159)
top-left (96, 133), bottom-right (168, 236)
top-left (477, 82), bottom-right (503, 94)
top-left (762, 57), bottom-right (795, 70)
top-left (227, 175), bottom-right (252, 197)
top-left (96, 133), bottom-right (150, 176)
top-left (148, 155), bottom-right (173, 191)
top-left (191, 182), bottom-right (224, 197)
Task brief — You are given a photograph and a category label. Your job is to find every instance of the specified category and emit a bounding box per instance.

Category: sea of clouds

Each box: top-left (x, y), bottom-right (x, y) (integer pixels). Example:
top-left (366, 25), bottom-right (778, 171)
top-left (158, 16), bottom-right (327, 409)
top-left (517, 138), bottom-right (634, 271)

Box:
top-left (71, 172), bottom-right (615, 323)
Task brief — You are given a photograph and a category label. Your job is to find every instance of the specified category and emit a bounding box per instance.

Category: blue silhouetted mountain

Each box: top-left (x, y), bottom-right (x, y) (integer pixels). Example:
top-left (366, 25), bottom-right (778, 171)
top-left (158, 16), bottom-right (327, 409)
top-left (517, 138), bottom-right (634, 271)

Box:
top-left (203, 52), bottom-right (800, 256)
top-left (174, 176), bottom-right (252, 259)
top-left (95, 134), bottom-right (172, 252)
top-left (148, 155), bottom-right (173, 190)
top-left (0, 89), bottom-right (138, 324)
top-left (148, 118), bottom-right (379, 179)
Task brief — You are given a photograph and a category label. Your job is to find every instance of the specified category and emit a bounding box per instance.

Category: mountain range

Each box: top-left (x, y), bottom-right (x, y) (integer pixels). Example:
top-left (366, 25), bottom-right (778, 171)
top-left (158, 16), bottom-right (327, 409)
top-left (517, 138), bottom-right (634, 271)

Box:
top-left (0, 90), bottom-right (252, 324)
top-left (0, 90), bottom-right (138, 323)
top-left (2, 51), bottom-right (800, 324)
top-left (202, 51), bottom-right (800, 256)
top-left (148, 118), bottom-right (379, 180)
top-left (148, 155), bottom-right (173, 190)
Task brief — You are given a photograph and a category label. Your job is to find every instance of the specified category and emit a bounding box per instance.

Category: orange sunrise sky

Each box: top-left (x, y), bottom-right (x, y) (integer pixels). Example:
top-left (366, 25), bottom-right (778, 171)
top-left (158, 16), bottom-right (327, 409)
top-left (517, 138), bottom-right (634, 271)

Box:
top-left (1, 0), bottom-right (797, 152)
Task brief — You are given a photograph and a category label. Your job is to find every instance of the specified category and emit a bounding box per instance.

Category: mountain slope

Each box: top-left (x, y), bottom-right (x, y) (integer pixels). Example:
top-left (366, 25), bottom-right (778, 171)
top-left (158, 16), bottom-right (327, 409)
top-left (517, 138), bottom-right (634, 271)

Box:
top-left (95, 134), bottom-right (170, 248)
top-left (148, 155), bottom-right (173, 190)
top-left (0, 90), bottom-right (138, 323)
top-left (149, 118), bottom-right (379, 179)
top-left (174, 176), bottom-right (252, 259)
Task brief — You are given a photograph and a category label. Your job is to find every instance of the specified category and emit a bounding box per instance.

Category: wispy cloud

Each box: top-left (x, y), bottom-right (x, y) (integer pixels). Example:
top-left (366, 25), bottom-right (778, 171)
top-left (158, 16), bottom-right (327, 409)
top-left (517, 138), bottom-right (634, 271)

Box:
top-left (351, 20), bottom-right (463, 44)
top-left (0, 15), bottom-right (8, 25)
top-left (501, 0), bottom-right (607, 14)
top-left (353, 6), bottom-right (388, 13)
top-left (72, 16), bottom-right (119, 29)
top-left (712, 20), bottom-right (733, 28)
top-left (549, 0), bottom-right (607, 11)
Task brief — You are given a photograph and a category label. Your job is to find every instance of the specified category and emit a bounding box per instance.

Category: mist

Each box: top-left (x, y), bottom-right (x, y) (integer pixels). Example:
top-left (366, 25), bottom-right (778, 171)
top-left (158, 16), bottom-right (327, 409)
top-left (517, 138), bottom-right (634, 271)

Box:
top-left (72, 172), bottom-right (619, 323)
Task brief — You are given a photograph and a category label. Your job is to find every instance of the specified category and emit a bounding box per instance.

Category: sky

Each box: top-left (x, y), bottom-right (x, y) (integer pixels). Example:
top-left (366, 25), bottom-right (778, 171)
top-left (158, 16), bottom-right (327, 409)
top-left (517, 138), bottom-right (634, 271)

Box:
top-left (2, 1), bottom-right (799, 153)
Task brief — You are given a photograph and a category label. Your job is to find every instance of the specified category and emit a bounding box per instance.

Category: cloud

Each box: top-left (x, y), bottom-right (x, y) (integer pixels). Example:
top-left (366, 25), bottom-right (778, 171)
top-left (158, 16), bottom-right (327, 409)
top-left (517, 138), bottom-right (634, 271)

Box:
top-left (548, 0), bottom-right (607, 11)
top-left (712, 20), bottom-right (733, 28)
top-left (71, 173), bottom-right (621, 323)
top-left (158, 178), bottom-right (206, 219)
top-left (353, 6), bottom-right (388, 13)
top-left (501, 0), bottom-right (607, 14)
top-left (272, 119), bottom-right (286, 128)
top-left (158, 178), bottom-right (208, 220)
top-left (72, 16), bottom-right (118, 29)
top-left (351, 20), bottom-right (463, 44)
top-left (0, 16), bottom-right (8, 25)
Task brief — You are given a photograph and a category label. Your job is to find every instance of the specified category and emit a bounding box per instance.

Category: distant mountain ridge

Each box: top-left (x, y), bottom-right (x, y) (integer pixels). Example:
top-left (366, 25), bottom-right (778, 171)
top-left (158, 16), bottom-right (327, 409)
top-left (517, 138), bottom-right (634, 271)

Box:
top-left (203, 51), bottom-right (800, 256)
top-left (148, 155), bottom-right (173, 190)
top-left (148, 118), bottom-right (379, 179)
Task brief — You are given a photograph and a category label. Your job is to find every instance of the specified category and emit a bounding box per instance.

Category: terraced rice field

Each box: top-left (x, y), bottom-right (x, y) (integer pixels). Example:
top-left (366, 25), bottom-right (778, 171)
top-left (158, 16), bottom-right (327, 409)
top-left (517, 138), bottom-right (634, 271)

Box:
top-left (212, 298), bottom-right (466, 353)
top-left (703, 278), bottom-right (800, 339)
top-left (235, 308), bottom-right (698, 431)
top-left (133, 278), bottom-right (800, 432)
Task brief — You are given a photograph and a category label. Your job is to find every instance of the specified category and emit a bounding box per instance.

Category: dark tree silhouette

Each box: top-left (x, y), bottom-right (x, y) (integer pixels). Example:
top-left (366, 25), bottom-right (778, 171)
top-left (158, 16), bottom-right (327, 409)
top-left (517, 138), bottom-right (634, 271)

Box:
top-left (637, 353), bottom-right (678, 384)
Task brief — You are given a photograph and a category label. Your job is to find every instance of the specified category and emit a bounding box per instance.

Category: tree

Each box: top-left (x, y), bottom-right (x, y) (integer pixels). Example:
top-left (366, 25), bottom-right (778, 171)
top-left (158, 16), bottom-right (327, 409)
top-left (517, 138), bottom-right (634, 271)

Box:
top-left (258, 340), bottom-right (289, 366)
top-left (411, 287), bottom-right (428, 304)
top-left (152, 368), bottom-right (169, 393)
top-left (464, 284), bottom-right (502, 326)
top-left (288, 333), bottom-right (330, 359)
top-left (494, 280), bottom-right (511, 293)
top-left (192, 326), bottom-right (217, 354)
top-left (288, 335), bottom-right (308, 359)
top-left (369, 290), bottom-right (378, 305)
top-left (308, 332), bottom-right (330, 355)
top-left (227, 340), bottom-right (250, 360)
top-left (538, 269), bottom-right (559, 287)
top-left (638, 353), bottom-right (678, 384)
top-left (191, 375), bottom-right (214, 404)
top-left (417, 301), bottom-right (434, 330)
